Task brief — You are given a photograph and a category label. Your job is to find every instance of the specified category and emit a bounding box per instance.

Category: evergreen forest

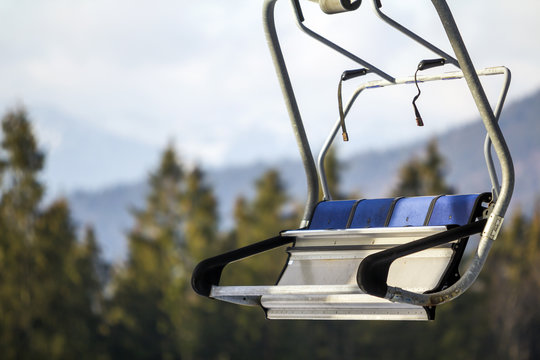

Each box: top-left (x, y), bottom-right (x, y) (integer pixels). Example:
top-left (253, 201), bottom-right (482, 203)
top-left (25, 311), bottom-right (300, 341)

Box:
top-left (1, 106), bottom-right (539, 359)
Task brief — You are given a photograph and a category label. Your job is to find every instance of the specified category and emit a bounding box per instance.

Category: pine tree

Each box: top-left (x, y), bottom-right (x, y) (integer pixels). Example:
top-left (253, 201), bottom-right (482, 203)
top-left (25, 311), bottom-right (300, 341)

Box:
top-left (225, 169), bottom-right (290, 284)
top-left (484, 204), bottom-right (540, 360)
top-left (422, 140), bottom-right (455, 195)
top-left (201, 169), bottom-right (299, 359)
top-left (32, 200), bottom-right (105, 359)
top-left (0, 107), bottom-right (104, 359)
top-left (183, 166), bottom-right (218, 263)
top-left (179, 166), bottom-right (221, 359)
top-left (0, 107), bottom-right (43, 358)
top-left (106, 145), bottom-right (185, 359)
top-left (75, 226), bottom-right (109, 357)
top-left (392, 139), bottom-right (454, 196)
top-left (392, 157), bottom-right (424, 197)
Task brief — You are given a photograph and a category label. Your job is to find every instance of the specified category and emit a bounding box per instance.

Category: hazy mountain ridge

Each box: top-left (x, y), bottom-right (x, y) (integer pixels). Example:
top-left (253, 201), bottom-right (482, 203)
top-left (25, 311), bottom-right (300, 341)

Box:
top-left (69, 89), bottom-right (540, 261)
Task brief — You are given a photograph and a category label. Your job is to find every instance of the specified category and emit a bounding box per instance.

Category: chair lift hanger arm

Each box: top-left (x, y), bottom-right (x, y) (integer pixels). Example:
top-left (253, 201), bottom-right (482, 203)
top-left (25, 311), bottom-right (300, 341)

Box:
top-left (484, 67), bottom-right (511, 200)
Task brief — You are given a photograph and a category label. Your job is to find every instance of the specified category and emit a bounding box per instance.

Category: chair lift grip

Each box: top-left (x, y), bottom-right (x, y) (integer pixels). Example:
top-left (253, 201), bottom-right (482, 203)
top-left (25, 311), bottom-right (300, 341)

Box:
top-left (357, 219), bottom-right (487, 299)
top-left (191, 235), bottom-right (295, 297)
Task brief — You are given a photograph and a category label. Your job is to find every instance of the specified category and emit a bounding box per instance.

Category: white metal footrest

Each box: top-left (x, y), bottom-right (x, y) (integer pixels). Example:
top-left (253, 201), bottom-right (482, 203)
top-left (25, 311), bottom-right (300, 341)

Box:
top-left (210, 284), bottom-right (430, 320)
top-left (209, 226), bottom-right (451, 320)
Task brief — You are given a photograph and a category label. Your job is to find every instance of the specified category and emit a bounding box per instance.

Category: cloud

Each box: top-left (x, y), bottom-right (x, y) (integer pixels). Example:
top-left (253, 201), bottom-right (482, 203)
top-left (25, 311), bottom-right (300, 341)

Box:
top-left (0, 0), bottom-right (538, 186)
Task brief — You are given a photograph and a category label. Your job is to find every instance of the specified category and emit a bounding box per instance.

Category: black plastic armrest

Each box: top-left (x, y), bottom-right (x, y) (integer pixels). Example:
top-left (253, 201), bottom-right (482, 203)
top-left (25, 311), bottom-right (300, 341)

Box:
top-left (357, 219), bottom-right (487, 298)
top-left (191, 234), bottom-right (295, 297)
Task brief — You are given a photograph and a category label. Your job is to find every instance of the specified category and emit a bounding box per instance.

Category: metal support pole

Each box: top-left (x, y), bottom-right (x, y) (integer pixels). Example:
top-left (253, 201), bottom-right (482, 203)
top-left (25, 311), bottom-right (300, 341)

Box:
top-left (263, 0), bottom-right (319, 227)
top-left (431, 0), bottom-right (514, 219)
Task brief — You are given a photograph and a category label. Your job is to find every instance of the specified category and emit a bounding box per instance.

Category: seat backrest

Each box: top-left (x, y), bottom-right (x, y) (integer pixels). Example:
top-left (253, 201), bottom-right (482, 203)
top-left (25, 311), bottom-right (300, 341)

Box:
top-left (387, 196), bottom-right (435, 227)
top-left (308, 200), bottom-right (357, 230)
top-left (308, 193), bottom-right (490, 230)
top-left (350, 198), bottom-right (394, 228)
top-left (427, 194), bottom-right (486, 226)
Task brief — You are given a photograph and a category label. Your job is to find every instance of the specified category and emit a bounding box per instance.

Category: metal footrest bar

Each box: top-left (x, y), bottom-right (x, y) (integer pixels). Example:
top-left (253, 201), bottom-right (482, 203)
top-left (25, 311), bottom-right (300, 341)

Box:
top-left (210, 284), bottom-right (431, 320)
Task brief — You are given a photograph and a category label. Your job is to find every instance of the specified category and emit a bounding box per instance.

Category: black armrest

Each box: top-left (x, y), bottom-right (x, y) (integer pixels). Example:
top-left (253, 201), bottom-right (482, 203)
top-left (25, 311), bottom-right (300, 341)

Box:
top-left (357, 219), bottom-right (487, 298)
top-left (191, 234), bottom-right (295, 297)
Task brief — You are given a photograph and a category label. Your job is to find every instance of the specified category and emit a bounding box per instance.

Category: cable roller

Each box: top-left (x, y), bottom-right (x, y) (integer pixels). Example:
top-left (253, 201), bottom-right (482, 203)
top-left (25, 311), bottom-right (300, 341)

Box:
top-left (313, 0), bottom-right (361, 14)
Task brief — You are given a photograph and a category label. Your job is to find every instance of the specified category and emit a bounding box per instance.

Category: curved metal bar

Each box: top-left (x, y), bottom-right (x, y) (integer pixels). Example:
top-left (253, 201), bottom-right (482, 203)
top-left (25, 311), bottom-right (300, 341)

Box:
top-left (263, 0), bottom-right (319, 227)
top-left (291, 0), bottom-right (396, 83)
top-left (484, 67), bottom-right (511, 200)
top-left (370, 0), bottom-right (459, 67)
top-left (317, 67), bottom-right (510, 201)
top-left (318, 88), bottom-right (365, 200)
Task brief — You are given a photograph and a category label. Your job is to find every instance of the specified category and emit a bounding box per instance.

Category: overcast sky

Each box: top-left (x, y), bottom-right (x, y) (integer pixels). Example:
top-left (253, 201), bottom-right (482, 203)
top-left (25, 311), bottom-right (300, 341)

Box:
top-left (1, 0), bottom-right (539, 191)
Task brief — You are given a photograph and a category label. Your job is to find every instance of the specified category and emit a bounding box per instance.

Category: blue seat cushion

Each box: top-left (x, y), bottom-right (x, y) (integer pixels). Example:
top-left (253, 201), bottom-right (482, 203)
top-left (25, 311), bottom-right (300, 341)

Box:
top-left (308, 193), bottom-right (489, 230)
top-left (349, 198), bottom-right (394, 228)
top-left (309, 200), bottom-right (357, 230)
top-left (427, 194), bottom-right (486, 226)
top-left (387, 196), bottom-right (436, 227)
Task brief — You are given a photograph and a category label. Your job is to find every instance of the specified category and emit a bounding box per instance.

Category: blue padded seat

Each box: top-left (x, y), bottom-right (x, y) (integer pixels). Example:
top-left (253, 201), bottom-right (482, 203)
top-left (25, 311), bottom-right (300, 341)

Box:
top-left (308, 194), bottom-right (489, 230)
top-left (349, 198), bottom-right (394, 228)
top-left (427, 194), bottom-right (485, 226)
top-left (309, 200), bottom-right (357, 230)
top-left (387, 196), bottom-right (435, 227)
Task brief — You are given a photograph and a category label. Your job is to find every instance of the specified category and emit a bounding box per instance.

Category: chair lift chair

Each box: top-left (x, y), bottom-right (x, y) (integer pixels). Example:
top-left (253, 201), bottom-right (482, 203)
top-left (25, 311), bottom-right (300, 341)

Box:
top-left (192, 0), bottom-right (514, 320)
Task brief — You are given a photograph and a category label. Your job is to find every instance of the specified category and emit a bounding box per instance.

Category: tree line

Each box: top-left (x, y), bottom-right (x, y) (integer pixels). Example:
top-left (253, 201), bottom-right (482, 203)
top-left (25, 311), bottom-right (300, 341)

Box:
top-left (0, 106), bottom-right (538, 359)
